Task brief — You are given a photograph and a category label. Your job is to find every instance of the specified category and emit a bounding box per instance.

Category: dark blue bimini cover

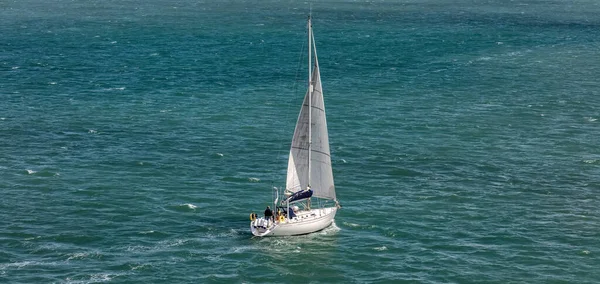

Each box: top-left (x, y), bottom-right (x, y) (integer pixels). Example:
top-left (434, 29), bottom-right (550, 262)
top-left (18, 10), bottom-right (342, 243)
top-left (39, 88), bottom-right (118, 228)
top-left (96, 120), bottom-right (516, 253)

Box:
top-left (285, 189), bottom-right (313, 204)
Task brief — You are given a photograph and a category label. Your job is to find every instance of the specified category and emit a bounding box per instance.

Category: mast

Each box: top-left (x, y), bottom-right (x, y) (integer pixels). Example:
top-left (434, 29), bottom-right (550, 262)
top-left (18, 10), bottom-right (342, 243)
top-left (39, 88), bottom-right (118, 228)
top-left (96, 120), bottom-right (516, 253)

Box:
top-left (307, 16), bottom-right (312, 190)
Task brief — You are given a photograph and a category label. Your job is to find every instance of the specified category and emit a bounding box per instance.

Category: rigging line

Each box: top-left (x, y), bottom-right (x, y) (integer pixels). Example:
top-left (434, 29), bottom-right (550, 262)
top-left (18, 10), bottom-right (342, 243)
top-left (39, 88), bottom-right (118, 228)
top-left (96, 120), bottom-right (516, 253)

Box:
top-left (290, 146), bottom-right (331, 157)
top-left (271, 21), bottom-right (309, 191)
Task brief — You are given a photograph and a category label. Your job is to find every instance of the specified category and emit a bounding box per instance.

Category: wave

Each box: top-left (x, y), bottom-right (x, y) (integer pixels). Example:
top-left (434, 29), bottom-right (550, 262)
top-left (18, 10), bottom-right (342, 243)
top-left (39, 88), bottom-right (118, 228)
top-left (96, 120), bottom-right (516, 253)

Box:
top-left (176, 203), bottom-right (197, 210)
top-left (66, 251), bottom-right (102, 261)
top-left (183, 203), bottom-right (197, 209)
top-left (0, 261), bottom-right (35, 269)
top-left (374, 246), bottom-right (388, 251)
top-left (65, 273), bottom-right (120, 283)
top-left (343, 221), bottom-right (361, 228)
top-left (25, 169), bottom-right (60, 177)
top-left (221, 176), bottom-right (263, 183)
top-left (318, 221), bottom-right (341, 235)
top-left (164, 203), bottom-right (200, 214)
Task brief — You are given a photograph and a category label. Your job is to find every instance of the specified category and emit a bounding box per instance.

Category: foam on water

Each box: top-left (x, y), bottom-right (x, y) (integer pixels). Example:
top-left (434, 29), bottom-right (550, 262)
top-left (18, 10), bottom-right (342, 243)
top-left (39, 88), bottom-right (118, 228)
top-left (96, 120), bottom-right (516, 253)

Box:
top-left (66, 252), bottom-right (100, 261)
top-left (182, 203), bottom-right (197, 210)
top-left (65, 273), bottom-right (116, 284)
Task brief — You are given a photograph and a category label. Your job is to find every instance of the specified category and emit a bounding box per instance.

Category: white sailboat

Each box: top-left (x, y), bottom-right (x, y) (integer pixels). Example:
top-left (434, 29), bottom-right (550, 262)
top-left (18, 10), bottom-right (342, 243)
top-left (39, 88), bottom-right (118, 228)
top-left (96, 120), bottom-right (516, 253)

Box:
top-left (250, 16), bottom-right (340, 237)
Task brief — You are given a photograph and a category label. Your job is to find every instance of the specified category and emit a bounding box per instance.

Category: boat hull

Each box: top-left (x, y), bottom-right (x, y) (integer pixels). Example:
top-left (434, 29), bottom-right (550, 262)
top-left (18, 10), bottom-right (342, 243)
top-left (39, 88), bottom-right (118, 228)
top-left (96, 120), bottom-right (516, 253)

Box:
top-left (251, 207), bottom-right (337, 237)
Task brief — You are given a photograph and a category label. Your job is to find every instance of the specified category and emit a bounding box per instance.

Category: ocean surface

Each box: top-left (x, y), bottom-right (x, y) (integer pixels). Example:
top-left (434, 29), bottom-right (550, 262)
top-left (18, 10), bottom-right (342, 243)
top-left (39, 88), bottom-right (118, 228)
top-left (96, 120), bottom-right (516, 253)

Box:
top-left (2, 0), bottom-right (600, 283)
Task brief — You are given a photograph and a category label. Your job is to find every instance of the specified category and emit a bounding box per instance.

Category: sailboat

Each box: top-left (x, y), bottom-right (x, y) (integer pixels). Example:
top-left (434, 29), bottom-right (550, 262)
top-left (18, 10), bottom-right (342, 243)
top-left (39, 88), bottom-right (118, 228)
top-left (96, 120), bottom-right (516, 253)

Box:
top-left (250, 16), bottom-right (340, 237)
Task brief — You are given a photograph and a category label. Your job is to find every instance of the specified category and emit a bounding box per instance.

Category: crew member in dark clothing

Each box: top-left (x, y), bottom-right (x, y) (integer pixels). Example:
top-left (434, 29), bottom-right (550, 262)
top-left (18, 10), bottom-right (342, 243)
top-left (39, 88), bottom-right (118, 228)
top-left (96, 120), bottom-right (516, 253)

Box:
top-left (264, 206), bottom-right (273, 221)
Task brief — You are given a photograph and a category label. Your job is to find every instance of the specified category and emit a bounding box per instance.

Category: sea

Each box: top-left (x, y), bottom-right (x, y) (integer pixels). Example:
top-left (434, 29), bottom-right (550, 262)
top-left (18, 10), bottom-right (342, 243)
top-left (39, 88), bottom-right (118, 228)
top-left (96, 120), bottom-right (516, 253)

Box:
top-left (1, 0), bottom-right (599, 283)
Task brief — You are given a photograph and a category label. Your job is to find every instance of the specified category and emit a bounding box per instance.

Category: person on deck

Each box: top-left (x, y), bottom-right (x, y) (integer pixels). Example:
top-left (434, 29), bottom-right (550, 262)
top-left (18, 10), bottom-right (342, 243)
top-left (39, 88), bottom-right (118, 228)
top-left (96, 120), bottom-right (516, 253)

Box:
top-left (264, 206), bottom-right (273, 221)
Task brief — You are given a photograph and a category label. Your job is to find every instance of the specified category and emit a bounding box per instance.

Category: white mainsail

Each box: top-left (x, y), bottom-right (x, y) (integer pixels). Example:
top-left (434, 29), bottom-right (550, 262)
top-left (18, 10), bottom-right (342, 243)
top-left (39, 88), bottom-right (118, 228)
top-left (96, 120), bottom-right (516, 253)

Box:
top-left (285, 48), bottom-right (336, 201)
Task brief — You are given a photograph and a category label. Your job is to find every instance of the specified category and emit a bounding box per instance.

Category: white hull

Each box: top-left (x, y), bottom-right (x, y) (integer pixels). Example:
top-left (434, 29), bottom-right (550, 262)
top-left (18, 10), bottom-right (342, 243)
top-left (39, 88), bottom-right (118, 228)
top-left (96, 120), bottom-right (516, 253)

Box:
top-left (251, 207), bottom-right (337, 237)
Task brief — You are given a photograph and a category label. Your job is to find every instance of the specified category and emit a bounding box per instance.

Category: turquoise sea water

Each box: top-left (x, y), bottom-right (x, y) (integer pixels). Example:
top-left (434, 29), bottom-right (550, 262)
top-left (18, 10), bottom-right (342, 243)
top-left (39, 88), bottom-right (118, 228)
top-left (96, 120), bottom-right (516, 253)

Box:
top-left (2, 0), bottom-right (600, 283)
